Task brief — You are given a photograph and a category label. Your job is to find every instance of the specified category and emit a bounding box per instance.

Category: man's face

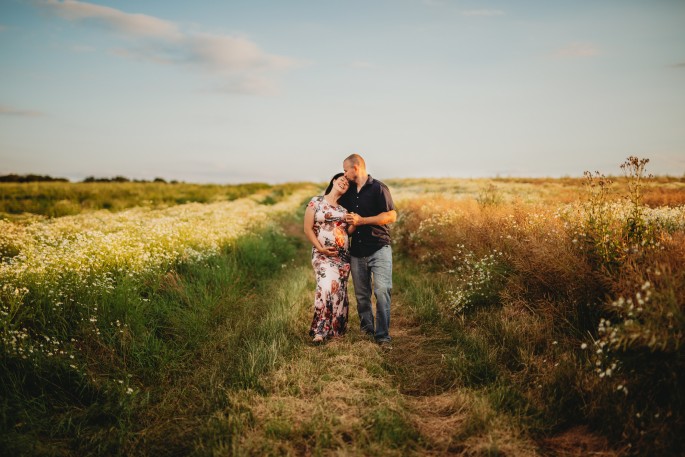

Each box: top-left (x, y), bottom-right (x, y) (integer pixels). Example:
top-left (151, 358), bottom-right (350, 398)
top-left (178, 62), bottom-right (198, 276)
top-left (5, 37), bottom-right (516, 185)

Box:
top-left (343, 160), bottom-right (357, 182)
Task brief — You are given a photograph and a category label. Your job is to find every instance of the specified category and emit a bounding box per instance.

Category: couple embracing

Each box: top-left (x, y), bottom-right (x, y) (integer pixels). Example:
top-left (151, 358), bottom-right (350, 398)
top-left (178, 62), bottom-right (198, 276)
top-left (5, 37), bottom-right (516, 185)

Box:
top-left (303, 154), bottom-right (396, 348)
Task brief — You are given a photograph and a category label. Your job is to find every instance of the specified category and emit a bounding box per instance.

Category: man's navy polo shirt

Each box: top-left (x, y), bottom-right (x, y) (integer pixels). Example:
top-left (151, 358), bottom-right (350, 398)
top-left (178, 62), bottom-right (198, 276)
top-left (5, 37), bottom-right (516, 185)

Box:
top-left (340, 175), bottom-right (395, 258)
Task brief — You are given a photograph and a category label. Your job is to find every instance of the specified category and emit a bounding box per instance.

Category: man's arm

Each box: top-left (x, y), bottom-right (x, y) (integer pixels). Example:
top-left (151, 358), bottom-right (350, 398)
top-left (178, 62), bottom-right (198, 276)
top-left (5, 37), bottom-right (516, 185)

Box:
top-left (346, 210), bottom-right (397, 226)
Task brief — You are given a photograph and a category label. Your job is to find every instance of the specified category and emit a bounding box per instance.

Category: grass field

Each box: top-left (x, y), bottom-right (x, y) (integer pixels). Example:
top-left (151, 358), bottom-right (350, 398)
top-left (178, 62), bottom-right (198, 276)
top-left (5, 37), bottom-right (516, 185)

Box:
top-left (1, 159), bottom-right (684, 456)
top-left (0, 181), bottom-right (305, 218)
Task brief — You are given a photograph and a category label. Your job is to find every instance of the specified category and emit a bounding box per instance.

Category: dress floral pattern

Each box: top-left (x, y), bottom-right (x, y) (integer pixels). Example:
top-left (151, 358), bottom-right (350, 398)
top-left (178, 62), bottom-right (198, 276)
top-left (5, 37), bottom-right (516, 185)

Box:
top-left (308, 196), bottom-right (351, 339)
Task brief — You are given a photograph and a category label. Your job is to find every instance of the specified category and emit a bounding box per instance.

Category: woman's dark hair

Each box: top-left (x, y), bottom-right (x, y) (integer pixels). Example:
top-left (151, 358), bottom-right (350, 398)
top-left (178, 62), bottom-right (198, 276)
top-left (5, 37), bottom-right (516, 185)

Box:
top-left (324, 172), bottom-right (345, 195)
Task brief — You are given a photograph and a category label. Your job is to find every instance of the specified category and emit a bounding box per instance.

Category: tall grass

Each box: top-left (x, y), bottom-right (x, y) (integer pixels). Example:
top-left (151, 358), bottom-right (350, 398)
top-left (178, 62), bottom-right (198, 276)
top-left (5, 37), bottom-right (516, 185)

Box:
top-left (392, 158), bottom-right (685, 456)
top-left (0, 221), bottom-right (312, 455)
top-left (386, 175), bottom-right (685, 207)
top-left (0, 184), bottom-right (318, 454)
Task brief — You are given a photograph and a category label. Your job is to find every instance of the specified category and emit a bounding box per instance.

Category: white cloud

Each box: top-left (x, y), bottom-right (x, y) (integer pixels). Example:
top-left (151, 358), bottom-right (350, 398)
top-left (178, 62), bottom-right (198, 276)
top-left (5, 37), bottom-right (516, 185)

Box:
top-left (461, 9), bottom-right (505, 17)
top-left (38, 0), bottom-right (297, 94)
top-left (554, 42), bottom-right (600, 58)
top-left (0, 105), bottom-right (45, 117)
top-left (42, 0), bottom-right (182, 39)
top-left (187, 34), bottom-right (294, 73)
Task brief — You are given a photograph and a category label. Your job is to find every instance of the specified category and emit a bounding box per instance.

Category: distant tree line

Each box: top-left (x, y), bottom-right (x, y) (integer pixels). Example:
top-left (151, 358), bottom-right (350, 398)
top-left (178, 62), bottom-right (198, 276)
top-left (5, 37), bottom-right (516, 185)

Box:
top-left (82, 176), bottom-right (177, 184)
top-left (0, 174), bottom-right (69, 183)
top-left (0, 174), bottom-right (178, 184)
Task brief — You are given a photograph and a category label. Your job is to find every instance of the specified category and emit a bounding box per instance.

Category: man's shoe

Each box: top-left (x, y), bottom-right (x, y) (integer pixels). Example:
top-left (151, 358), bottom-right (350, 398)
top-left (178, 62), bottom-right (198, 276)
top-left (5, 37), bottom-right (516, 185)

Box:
top-left (378, 340), bottom-right (392, 351)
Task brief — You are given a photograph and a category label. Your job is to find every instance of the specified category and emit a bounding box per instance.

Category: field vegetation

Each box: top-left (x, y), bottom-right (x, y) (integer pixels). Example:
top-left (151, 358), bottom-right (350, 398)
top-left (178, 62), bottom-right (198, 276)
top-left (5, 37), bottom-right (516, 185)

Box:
top-left (387, 173), bottom-right (685, 207)
top-left (390, 157), bottom-right (685, 456)
top-left (1, 158), bottom-right (683, 456)
top-left (0, 183), bottom-right (318, 455)
top-left (0, 181), bottom-right (303, 218)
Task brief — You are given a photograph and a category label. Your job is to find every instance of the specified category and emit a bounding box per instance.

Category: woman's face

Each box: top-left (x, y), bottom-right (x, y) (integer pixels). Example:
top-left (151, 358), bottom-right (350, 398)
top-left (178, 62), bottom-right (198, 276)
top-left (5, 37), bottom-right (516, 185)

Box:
top-left (334, 176), bottom-right (349, 192)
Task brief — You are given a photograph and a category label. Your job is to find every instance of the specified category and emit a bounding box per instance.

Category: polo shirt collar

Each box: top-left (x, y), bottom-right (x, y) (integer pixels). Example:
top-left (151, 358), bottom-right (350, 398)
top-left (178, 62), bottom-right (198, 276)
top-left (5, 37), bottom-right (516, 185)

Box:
top-left (360, 174), bottom-right (374, 190)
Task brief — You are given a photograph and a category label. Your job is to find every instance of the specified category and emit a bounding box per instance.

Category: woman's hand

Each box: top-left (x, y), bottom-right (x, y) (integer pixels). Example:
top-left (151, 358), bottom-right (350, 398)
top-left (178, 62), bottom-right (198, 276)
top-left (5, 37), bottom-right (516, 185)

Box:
top-left (317, 245), bottom-right (338, 257)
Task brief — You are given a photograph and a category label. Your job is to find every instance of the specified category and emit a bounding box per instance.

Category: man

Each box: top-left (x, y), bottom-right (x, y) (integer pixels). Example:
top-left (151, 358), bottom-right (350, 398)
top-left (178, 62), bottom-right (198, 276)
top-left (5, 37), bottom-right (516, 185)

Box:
top-left (340, 154), bottom-right (397, 348)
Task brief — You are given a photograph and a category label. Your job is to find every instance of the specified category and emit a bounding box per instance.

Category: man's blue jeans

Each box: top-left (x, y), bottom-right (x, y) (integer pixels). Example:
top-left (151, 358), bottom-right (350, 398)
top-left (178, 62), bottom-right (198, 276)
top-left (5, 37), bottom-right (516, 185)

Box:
top-left (350, 245), bottom-right (392, 343)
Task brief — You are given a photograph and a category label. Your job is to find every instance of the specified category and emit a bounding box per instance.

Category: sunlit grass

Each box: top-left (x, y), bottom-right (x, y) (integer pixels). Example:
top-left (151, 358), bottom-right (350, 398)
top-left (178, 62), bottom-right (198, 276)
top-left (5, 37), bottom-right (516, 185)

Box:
top-left (0, 181), bottom-right (308, 217)
top-left (390, 159), bottom-right (685, 455)
top-left (0, 187), bottom-right (317, 454)
top-left (386, 175), bottom-right (685, 206)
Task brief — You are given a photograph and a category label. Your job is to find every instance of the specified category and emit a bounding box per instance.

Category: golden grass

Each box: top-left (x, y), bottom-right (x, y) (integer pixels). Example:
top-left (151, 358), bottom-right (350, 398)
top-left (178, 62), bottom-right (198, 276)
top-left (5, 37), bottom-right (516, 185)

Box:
top-left (386, 176), bottom-right (685, 206)
top-left (221, 306), bottom-right (410, 455)
top-left (389, 170), bottom-right (685, 455)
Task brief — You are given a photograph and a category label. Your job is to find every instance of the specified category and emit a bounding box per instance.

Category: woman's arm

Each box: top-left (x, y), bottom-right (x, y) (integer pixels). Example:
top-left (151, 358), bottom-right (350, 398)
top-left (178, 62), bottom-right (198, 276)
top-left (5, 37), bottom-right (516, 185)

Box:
top-left (303, 204), bottom-right (337, 256)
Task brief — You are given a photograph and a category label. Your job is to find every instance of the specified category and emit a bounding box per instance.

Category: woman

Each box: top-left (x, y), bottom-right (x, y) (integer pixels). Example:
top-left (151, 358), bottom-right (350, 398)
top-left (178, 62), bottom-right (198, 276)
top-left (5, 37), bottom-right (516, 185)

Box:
top-left (303, 173), bottom-right (356, 343)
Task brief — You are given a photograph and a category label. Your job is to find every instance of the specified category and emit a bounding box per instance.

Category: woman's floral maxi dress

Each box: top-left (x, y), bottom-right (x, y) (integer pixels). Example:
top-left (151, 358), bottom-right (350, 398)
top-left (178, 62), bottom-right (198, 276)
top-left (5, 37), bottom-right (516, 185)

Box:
top-left (308, 196), bottom-right (351, 339)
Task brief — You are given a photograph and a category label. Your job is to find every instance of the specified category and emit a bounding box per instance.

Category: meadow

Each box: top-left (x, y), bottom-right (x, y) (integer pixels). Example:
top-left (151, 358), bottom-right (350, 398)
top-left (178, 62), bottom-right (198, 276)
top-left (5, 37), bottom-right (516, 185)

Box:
top-left (1, 158), bottom-right (683, 456)
top-left (0, 181), bottom-right (303, 218)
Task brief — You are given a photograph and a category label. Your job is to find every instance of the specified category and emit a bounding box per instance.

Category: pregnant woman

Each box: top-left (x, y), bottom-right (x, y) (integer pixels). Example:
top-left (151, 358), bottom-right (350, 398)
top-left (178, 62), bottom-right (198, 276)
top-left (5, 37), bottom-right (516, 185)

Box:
top-left (303, 173), bottom-right (356, 343)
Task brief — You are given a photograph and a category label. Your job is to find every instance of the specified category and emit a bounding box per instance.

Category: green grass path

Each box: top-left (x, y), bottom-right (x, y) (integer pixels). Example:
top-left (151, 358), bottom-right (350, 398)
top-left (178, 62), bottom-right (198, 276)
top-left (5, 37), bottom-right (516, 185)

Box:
top-left (205, 279), bottom-right (541, 455)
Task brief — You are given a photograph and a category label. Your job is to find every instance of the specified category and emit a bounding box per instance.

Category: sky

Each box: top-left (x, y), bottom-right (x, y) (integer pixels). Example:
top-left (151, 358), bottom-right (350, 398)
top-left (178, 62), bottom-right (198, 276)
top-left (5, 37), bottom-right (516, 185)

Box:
top-left (1, 0), bottom-right (684, 183)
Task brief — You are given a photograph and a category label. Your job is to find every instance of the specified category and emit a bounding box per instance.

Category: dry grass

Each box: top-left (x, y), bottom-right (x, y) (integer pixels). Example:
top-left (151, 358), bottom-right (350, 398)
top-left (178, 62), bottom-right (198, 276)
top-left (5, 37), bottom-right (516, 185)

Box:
top-left (540, 426), bottom-right (625, 457)
top-left (386, 176), bottom-right (685, 207)
top-left (218, 327), bottom-right (413, 455)
top-left (390, 169), bottom-right (685, 456)
top-left (388, 312), bottom-right (544, 457)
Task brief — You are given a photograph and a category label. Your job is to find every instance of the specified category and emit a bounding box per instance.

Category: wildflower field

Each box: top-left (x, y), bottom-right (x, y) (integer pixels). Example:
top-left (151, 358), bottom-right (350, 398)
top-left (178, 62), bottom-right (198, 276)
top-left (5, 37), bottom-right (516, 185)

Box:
top-left (389, 158), bottom-right (685, 456)
top-left (1, 158), bottom-right (683, 456)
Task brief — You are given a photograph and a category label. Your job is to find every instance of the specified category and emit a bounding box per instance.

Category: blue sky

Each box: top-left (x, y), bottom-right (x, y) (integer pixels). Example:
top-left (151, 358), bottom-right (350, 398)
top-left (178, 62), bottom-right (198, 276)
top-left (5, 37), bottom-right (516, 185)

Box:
top-left (1, 0), bottom-right (684, 183)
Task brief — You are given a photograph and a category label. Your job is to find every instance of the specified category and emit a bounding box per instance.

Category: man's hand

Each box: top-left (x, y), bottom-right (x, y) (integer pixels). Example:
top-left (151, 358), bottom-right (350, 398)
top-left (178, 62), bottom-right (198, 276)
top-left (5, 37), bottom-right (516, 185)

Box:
top-left (345, 212), bottom-right (362, 225)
